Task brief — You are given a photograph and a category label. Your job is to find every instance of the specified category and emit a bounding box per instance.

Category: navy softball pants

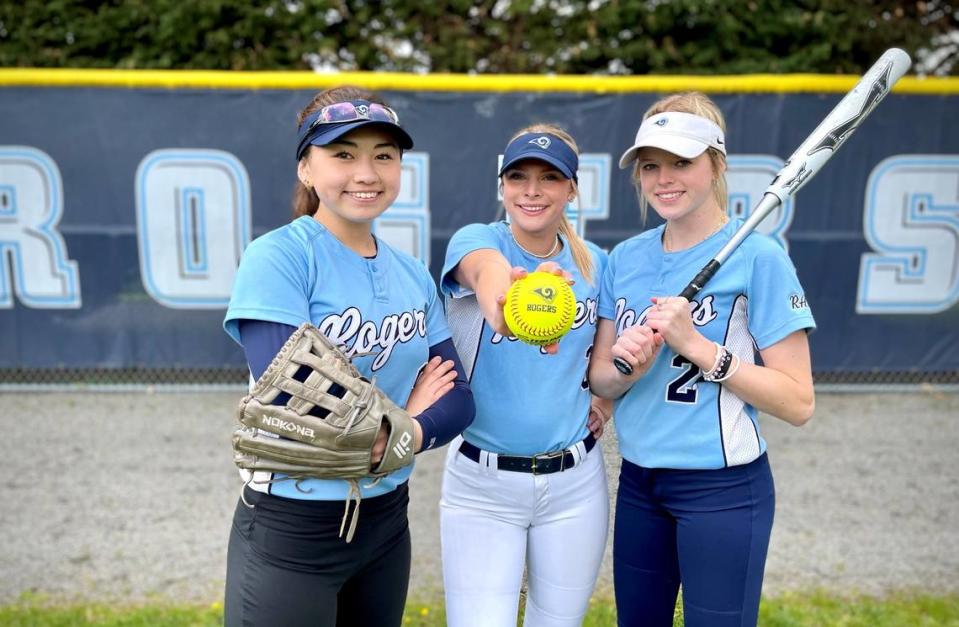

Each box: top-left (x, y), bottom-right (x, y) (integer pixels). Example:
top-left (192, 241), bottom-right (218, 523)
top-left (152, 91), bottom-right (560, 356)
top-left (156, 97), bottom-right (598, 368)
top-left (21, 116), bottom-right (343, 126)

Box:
top-left (224, 483), bottom-right (411, 627)
top-left (613, 454), bottom-right (775, 627)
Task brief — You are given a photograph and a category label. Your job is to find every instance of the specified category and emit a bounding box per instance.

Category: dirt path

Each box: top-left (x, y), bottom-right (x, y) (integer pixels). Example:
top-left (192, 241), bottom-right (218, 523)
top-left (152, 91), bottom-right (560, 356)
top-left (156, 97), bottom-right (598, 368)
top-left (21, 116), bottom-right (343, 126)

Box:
top-left (0, 389), bottom-right (956, 603)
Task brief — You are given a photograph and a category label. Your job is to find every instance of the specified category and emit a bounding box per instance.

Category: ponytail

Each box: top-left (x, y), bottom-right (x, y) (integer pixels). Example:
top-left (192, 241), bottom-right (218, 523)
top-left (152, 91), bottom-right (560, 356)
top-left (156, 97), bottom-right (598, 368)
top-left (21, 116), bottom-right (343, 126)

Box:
top-left (292, 181), bottom-right (319, 218)
top-left (558, 212), bottom-right (595, 285)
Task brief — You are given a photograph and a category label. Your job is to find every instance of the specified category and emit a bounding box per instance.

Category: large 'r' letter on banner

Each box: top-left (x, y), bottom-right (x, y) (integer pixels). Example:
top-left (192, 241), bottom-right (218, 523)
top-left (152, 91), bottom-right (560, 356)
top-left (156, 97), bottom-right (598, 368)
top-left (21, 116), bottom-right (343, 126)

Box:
top-left (136, 149), bottom-right (252, 309)
top-left (726, 155), bottom-right (795, 251)
top-left (0, 146), bottom-right (81, 308)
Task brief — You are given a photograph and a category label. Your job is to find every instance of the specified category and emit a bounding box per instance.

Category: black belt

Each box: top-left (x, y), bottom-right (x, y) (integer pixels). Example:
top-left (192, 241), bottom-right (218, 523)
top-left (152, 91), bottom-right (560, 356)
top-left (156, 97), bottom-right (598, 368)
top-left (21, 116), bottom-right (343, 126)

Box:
top-left (458, 434), bottom-right (596, 475)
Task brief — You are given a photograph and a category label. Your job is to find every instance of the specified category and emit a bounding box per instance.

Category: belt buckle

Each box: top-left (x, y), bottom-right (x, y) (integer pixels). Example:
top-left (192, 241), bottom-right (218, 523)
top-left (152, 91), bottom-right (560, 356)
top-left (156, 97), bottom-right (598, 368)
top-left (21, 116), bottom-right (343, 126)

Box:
top-left (531, 449), bottom-right (565, 475)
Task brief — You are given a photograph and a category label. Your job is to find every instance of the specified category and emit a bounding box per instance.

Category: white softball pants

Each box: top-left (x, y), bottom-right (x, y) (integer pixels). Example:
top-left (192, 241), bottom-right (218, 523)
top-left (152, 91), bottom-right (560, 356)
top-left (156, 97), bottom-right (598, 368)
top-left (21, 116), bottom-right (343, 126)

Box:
top-left (440, 437), bottom-right (609, 627)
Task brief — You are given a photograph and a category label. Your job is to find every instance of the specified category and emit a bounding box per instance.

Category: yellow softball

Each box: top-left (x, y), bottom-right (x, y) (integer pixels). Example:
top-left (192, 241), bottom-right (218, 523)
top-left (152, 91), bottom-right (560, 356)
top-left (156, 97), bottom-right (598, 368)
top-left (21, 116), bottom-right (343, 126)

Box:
top-left (503, 271), bottom-right (576, 346)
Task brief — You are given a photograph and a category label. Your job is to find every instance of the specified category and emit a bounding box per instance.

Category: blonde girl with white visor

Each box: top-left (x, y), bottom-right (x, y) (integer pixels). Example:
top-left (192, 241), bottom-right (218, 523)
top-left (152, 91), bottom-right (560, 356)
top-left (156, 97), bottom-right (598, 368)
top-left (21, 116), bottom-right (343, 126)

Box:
top-left (589, 92), bottom-right (816, 627)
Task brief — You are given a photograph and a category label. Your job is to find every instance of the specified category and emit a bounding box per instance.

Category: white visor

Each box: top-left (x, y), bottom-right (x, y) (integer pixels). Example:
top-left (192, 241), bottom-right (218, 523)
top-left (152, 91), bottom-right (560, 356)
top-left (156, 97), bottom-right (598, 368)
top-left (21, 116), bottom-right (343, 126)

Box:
top-left (618, 111), bottom-right (726, 169)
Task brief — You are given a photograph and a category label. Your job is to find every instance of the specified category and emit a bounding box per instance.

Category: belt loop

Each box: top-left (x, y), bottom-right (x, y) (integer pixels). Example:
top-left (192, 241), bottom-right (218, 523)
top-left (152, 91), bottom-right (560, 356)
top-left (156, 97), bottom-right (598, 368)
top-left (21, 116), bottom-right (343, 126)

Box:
top-left (482, 451), bottom-right (498, 475)
top-left (570, 440), bottom-right (584, 467)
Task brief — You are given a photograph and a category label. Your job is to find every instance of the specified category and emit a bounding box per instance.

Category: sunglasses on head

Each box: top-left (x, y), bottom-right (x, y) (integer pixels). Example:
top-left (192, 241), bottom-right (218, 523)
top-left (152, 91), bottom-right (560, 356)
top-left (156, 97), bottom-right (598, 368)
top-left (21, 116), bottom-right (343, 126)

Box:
top-left (304, 100), bottom-right (401, 131)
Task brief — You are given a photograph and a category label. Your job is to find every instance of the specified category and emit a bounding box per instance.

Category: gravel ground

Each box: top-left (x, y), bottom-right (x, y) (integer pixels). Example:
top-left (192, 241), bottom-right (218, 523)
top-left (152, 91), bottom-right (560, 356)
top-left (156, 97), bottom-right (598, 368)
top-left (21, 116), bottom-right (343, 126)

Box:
top-left (0, 389), bottom-right (957, 604)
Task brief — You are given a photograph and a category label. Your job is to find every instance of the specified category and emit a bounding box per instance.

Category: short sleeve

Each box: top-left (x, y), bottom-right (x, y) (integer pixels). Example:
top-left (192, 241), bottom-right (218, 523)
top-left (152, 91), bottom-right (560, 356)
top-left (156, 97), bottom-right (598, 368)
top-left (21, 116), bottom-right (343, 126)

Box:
top-left (586, 241), bottom-right (609, 285)
top-left (224, 233), bottom-right (312, 344)
top-left (422, 264), bottom-right (452, 346)
top-left (440, 223), bottom-right (502, 298)
top-left (746, 243), bottom-right (816, 350)
top-left (597, 244), bottom-right (619, 320)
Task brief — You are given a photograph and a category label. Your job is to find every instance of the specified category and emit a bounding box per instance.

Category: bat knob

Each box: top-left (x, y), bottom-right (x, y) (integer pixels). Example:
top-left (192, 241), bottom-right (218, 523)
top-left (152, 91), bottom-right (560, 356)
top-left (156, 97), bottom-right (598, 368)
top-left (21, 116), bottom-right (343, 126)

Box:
top-left (613, 357), bottom-right (633, 376)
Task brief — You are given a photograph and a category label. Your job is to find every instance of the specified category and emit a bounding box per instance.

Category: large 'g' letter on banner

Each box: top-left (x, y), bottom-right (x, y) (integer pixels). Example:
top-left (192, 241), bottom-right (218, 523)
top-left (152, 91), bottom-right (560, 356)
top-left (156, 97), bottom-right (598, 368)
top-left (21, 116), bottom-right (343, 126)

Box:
top-left (136, 149), bottom-right (252, 309)
top-left (0, 146), bottom-right (80, 308)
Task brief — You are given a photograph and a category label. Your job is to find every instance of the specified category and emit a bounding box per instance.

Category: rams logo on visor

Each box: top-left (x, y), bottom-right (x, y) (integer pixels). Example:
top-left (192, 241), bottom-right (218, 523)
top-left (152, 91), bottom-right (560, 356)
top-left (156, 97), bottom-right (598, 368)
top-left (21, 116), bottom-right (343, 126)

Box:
top-left (356, 104), bottom-right (370, 117)
top-left (529, 136), bottom-right (551, 149)
top-left (655, 117), bottom-right (668, 126)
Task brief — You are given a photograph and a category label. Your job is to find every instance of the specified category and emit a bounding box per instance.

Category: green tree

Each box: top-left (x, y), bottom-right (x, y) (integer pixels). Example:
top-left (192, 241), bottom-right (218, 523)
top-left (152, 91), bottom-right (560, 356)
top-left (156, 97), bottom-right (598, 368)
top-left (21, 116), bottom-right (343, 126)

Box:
top-left (0, 0), bottom-right (955, 74)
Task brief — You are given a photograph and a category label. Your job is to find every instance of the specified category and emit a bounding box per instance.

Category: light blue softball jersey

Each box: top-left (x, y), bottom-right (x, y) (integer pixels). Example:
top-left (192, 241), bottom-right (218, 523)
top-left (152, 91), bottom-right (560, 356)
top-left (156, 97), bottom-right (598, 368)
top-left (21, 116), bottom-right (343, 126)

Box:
top-left (441, 221), bottom-right (608, 456)
top-left (224, 215), bottom-right (451, 500)
top-left (598, 219), bottom-right (816, 470)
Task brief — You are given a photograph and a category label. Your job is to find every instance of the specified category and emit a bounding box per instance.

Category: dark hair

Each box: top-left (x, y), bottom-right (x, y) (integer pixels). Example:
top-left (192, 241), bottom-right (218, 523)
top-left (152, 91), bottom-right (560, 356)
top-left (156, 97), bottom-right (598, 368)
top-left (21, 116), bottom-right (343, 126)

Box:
top-left (292, 86), bottom-right (392, 219)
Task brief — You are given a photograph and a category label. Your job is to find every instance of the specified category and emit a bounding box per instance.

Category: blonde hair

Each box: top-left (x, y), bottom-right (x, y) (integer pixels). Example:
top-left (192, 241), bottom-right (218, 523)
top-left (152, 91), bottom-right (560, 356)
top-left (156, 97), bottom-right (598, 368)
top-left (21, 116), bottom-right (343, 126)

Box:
top-left (633, 92), bottom-right (728, 224)
top-left (504, 123), bottom-right (596, 284)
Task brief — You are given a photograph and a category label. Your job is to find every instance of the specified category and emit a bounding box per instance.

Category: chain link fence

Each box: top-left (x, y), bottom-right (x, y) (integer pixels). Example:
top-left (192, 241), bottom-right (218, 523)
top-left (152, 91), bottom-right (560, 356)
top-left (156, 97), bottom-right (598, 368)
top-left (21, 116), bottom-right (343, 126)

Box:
top-left (0, 368), bottom-right (248, 388)
top-left (0, 367), bottom-right (956, 388)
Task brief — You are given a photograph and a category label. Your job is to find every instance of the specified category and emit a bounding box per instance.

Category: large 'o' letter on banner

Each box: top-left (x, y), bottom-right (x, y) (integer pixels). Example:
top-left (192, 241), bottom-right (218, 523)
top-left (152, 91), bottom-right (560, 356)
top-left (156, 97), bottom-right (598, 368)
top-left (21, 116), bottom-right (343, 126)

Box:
top-left (857, 155), bottom-right (959, 314)
top-left (136, 149), bottom-right (251, 309)
top-left (0, 146), bottom-right (81, 308)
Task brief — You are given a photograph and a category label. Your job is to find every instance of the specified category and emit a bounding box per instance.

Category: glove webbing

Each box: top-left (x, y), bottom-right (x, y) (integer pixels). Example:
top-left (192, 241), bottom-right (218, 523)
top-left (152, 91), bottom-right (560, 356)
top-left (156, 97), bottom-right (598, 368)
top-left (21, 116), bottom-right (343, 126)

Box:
top-left (285, 350), bottom-right (358, 412)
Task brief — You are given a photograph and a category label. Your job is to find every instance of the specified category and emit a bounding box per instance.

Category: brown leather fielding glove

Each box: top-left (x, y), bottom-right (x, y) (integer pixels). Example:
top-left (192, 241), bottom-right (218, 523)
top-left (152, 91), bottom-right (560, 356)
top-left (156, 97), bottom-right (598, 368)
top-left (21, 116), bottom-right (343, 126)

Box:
top-left (232, 323), bottom-right (415, 541)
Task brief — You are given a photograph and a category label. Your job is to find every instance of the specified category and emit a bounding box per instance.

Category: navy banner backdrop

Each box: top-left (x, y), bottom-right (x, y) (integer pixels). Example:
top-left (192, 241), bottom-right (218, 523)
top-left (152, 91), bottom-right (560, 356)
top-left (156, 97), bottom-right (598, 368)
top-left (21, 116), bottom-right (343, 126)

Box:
top-left (0, 87), bottom-right (956, 374)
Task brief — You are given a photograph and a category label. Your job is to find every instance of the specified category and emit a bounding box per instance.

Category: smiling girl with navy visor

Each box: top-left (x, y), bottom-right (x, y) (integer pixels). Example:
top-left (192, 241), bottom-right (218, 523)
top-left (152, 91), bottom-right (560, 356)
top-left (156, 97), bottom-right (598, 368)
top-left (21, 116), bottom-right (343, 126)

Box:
top-left (498, 131), bottom-right (580, 182)
top-left (224, 87), bottom-right (473, 627)
top-left (295, 100), bottom-right (414, 162)
top-left (439, 125), bottom-right (613, 627)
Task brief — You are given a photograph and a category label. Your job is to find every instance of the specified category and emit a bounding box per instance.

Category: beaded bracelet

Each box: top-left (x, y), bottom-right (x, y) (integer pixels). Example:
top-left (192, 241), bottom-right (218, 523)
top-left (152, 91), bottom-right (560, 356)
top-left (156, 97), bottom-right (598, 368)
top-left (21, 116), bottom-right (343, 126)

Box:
top-left (703, 342), bottom-right (724, 377)
top-left (702, 345), bottom-right (733, 382)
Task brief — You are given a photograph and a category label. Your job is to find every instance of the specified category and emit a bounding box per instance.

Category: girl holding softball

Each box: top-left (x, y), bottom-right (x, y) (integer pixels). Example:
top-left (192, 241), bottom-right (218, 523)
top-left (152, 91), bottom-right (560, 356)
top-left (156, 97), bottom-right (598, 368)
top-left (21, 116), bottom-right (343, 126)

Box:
top-left (439, 124), bottom-right (612, 627)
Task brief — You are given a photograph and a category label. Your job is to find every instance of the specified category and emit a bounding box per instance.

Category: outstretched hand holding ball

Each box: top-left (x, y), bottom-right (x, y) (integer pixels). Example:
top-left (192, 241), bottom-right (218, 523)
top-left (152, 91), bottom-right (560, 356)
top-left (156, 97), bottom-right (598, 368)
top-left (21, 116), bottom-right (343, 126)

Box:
top-left (503, 270), bottom-right (576, 349)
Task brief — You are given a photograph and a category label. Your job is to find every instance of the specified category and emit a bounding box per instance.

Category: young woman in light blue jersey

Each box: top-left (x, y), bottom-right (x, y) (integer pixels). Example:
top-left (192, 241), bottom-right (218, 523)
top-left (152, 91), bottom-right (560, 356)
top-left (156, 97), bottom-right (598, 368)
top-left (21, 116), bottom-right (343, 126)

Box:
top-left (222, 85), bottom-right (474, 627)
top-left (589, 92), bottom-right (816, 627)
top-left (440, 124), bottom-right (612, 627)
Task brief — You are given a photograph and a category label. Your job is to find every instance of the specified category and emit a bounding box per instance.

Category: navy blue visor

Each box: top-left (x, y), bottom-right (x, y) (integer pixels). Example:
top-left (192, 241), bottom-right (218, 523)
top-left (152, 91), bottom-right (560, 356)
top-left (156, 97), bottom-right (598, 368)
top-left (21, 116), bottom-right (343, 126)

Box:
top-left (498, 133), bottom-right (578, 181)
top-left (295, 100), bottom-right (414, 161)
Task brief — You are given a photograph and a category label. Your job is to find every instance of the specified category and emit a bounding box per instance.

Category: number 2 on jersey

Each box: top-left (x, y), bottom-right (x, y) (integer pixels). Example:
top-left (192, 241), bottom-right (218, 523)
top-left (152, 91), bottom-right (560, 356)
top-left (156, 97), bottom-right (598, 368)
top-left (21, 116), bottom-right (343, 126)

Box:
top-left (666, 355), bottom-right (701, 404)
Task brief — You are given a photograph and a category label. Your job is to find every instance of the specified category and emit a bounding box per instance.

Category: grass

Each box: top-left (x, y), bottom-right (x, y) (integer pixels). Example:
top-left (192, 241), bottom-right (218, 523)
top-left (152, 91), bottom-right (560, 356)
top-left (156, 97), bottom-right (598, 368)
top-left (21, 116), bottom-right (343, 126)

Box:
top-left (1, 592), bottom-right (957, 626)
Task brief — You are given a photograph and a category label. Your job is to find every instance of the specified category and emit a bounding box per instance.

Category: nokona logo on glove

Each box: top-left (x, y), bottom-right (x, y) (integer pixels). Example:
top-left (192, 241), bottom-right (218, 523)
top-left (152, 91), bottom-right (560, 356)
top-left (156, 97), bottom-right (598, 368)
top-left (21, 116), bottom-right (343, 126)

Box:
top-left (262, 416), bottom-right (316, 439)
top-left (233, 323), bottom-right (418, 543)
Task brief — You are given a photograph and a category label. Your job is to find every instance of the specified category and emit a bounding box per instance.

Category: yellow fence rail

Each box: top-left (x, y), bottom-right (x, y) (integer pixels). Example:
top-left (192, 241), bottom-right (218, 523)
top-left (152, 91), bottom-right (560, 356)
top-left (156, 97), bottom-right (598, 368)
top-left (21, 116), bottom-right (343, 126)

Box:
top-left (1, 68), bottom-right (957, 94)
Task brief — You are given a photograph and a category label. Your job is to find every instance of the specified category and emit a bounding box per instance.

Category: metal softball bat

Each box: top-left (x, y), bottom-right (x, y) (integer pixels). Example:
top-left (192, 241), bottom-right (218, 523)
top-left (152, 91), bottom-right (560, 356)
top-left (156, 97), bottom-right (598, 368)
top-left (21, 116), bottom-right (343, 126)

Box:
top-left (613, 48), bottom-right (912, 376)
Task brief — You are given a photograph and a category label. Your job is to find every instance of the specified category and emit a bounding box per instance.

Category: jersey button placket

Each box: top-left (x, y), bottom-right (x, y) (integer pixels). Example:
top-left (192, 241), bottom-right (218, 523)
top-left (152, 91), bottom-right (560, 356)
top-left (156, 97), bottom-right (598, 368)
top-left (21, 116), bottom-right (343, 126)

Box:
top-left (370, 261), bottom-right (388, 303)
top-left (655, 254), bottom-right (673, 294)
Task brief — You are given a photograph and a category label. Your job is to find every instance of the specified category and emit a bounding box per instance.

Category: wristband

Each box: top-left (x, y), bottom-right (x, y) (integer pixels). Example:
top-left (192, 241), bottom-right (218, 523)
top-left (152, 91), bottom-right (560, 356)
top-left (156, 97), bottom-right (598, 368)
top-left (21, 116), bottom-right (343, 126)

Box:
top-left (702, 345), bottom-right (733, 382)
top-left (710, 353), bottom-right (740, 383)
